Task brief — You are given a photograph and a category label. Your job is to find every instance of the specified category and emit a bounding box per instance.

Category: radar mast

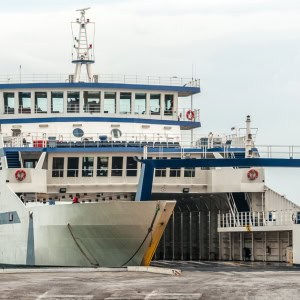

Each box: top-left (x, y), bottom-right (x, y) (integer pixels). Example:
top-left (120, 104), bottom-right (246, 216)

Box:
top-left (71, 8), bottom-right (95, 82)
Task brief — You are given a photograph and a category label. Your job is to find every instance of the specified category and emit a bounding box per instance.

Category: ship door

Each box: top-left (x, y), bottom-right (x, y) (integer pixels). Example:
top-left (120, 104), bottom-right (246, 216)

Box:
top-left (24, 159), bottom-right (38, 168)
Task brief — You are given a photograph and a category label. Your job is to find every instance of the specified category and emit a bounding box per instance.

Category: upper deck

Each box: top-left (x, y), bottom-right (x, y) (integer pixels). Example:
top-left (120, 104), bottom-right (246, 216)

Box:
top-left (0, 74), bottom-right (201, 129)
top-left (0, 73), bottom-right (200, 97)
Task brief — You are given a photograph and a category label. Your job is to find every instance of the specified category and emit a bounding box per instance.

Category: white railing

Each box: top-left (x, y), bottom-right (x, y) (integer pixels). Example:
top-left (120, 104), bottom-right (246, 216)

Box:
top-left (8, 132), bottom-right (300, 161)
top-left (1, 130), bottom-right (250, 150)
top-left (3, 105), bottom-right (200, 122)
top-left (18, 106), bottom-right (32, 114)
top-left (0, 131), bottom-right (184, 148)
top-left (34, 106), bottom-right (48, 114)
top-left (253, 145), bottom-right (300, 159)
top-left (0, 73), bottom-right (200, 87)
top-left (218, 210), bottom-right (296, 229)
top-left (8, 129), bottom-right (300, 159)
top-left (4, 106), bottom-right (15, 114)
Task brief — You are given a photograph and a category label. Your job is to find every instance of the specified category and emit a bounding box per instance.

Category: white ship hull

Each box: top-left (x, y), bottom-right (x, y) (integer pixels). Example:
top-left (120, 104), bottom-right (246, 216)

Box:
top-left (0, 193), bottom-right (175, 267)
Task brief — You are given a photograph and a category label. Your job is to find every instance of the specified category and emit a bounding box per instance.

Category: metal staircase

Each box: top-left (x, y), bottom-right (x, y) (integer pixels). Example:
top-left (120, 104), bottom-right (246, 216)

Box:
top-left (232, 193), bottom-right (250, 212)
top-left (6, 151), bottom-right (21, 168)
top-left (226, 193), bottom-right (251, 226)
top-left (226, 193), bottom-right (239, 226)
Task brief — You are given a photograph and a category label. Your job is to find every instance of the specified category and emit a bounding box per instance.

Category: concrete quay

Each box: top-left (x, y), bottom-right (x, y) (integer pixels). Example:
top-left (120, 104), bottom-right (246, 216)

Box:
top-left (0, 261), bottom-right (299, 299)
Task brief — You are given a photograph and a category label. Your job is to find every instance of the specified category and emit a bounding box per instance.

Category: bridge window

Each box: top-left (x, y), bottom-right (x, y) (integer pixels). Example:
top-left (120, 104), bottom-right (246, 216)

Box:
top-left (67, 157), bottom-right (79, 177)
top-left (19, 92), bottom-right (31, 114)
top-left (83, 91), bottom-right (100, 113)
top-left (184, 167), bottom-right (195, 177)
top-left (120, 92), bottom-right (131, 114)
top-left (164, 95), bottom-right (174, 116)
top-left (170, 157), bottom-right (181, 177)
top-left (155, 157), bottom-right (166, 177)
top-left (184, 159), bottom-right (195, 177)
top-left (4, 92), bottom-right (15, 114)
top-left (135, 93), bottom-right (146, 114)
top-left (126, 157), bottom-right (137, 176)
top-left (82, 157), bottom-right (94, 177)
top-left (97, 157), bottom-right (108, 177)
top-left (111, 157), bottom-right (123, 176)
top-left (51, 92), bottom-right (64, 113)
top-left (67, 91), bottom-right (80, 113)
top-left (52, 157), bottom-right (64, 177)
top-left (150, 94), bottom-right (160, 115)
top-left (35, 92), bottom-right (47, 113)
top-left (104, 92), bottom-right (116, 113)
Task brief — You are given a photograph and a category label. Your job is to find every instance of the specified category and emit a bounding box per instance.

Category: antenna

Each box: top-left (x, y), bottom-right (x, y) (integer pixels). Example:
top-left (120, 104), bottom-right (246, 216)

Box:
top-left (76, 7), bottom-right (90, 12)
top-left (70, 8), bottom-right (95, 82)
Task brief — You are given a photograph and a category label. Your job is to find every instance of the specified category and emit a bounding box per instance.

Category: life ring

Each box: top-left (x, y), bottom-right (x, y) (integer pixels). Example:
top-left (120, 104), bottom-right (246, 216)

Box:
top-left (186, 110), bottom-right (195, 120)
top-left (247, 168), bottom-right (258, 180)
top-left (15, 169), bottom-right (26, 182)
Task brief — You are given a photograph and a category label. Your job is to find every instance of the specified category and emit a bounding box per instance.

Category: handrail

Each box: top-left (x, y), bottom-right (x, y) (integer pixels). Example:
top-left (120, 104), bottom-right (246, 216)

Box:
top-left (0, 73), bottom-right (200, 87)
top-left (2, 106), bottom-right (201, 122)
top-left (1, 129), bottom-right (251, 149)
top-left (226, 193), bottom-right (239, 226)
top-left (218, 210), bottom-right (296, 229)
top-left (6, 127), bottom-right (300, 159)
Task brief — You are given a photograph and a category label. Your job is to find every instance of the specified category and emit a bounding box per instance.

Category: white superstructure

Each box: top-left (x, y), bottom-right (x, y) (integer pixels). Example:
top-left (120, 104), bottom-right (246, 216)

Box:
top-left (0, 8), bottom-right (299, 267)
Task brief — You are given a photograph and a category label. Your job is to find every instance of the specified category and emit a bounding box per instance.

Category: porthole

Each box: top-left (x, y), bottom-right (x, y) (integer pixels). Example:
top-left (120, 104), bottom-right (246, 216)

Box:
top-left (111, 128), bottom-right (122, 138)
top-left (73, 128), bottom-right (84, 138)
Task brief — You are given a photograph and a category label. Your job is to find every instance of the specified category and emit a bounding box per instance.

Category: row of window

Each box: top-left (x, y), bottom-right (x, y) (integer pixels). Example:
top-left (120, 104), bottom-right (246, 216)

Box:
top-left (52, 156), bottom-right (195, 178)
top-left (3, 91), bottom-right (174, 116)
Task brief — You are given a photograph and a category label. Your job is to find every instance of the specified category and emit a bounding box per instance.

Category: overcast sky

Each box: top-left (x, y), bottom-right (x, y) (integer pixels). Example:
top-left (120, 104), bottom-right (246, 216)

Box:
top-left (1, 0), bottom-right (300, 203)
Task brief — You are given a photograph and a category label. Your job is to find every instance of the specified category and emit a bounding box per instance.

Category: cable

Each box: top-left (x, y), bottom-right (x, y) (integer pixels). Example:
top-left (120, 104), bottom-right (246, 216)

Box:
top-left (67, 223), bottom-right (99, 267)
top-left (121, 203), bottom-right (160, 267)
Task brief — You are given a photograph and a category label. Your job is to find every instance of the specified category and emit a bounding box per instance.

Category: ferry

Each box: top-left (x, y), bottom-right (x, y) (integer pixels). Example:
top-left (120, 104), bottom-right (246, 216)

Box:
top-left (0, 8), bottom-right (179, 267)
top-left (1, 8), bottom-right (300, 267)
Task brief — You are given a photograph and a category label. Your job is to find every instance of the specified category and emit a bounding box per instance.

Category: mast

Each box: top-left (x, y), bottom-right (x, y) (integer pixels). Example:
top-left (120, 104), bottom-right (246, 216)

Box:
top-left (245, 115), bottom-right (253, 158)
top-left (71, 8), bottom-right (95, 82)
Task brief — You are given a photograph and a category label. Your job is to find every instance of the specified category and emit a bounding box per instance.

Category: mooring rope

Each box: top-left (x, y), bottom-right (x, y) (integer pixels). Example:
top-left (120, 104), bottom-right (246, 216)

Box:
top-left (67, 223), bottom-right (99, 267)
top-left (121, 203), bottom-right (160, 267)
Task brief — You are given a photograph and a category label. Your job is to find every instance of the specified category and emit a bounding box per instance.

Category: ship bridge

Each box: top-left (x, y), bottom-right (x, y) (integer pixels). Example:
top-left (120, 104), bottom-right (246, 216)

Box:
top-left (0, 75), bottom-right (201, 132)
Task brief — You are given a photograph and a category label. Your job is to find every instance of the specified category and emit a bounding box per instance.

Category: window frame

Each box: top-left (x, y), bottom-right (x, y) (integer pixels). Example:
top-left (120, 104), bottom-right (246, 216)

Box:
top-left (126, 157), bottom-right (137, 177)
top-left (35, 92), bottom-right (47, 114)
top-left (67, 157), bottom-right (79, 177)
top-left (52, 157), bottom-right (64, 177)
top-left (82, 157), bottom-right (94, 177)
top-left (111, 156), bottom-right (123, 177)
top-left (97, 157), bottom-right (109, 177)
top-left (51, 91), bottom-right (64, 113)
top-left (67, 91), bottom-right (80, 113)
top-left (4, 92), bottom-right (15, 114)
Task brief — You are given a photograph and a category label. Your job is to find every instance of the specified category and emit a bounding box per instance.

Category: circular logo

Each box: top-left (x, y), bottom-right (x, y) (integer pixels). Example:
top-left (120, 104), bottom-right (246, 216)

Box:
top-left (73, 128), bottom-right (84, 138)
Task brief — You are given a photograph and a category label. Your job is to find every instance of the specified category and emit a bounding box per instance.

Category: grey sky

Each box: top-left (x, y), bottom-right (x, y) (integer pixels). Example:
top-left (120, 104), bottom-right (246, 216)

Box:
top-left (1, 0), bottom-right (300, 202)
